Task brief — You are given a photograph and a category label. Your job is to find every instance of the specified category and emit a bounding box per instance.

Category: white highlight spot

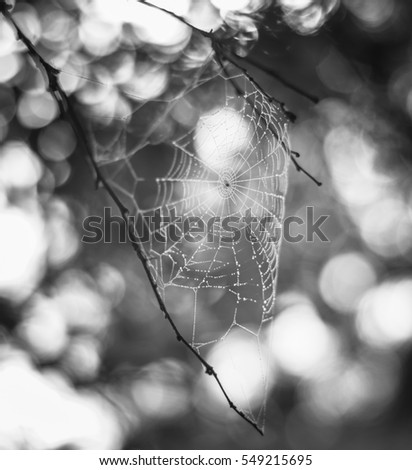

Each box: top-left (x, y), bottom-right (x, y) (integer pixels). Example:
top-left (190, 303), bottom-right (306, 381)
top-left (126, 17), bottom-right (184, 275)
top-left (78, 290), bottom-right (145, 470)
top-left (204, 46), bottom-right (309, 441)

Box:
top-left (270, 303), bottom-right (338, 378)
top-left (357, 278), bottom-right (412, 348)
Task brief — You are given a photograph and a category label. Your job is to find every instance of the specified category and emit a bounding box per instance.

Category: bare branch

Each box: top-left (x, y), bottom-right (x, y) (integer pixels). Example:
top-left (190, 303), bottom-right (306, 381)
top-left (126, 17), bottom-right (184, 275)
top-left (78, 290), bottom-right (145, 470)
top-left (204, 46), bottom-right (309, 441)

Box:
top-left (134, 0), bottom-right (322, 186)
top-left (139, 0), bottom-right (213, 39)
top-left (0, 0), bottom-right (263, 436)
top-left (240, 55), bottom-right (319, 104)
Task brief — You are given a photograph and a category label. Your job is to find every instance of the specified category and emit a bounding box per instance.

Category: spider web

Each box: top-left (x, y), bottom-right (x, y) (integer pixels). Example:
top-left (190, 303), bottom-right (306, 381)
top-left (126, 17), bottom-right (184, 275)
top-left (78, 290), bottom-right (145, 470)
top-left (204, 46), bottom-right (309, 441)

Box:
top-left (61, 48), bottom-right (290, 430)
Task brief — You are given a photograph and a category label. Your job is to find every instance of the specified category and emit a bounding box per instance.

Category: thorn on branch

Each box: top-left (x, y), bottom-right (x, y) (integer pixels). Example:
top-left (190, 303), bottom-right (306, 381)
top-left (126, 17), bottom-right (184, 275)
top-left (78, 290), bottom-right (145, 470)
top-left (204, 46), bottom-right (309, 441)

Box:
top-left (290, 152), bottom-right (322, 187)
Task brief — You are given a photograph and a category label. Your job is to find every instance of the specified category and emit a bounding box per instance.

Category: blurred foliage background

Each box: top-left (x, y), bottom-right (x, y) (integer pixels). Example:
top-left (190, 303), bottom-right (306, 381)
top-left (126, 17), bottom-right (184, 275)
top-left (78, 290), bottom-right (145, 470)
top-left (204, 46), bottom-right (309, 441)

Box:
top-left (1, 0), bottom-right (412, 450)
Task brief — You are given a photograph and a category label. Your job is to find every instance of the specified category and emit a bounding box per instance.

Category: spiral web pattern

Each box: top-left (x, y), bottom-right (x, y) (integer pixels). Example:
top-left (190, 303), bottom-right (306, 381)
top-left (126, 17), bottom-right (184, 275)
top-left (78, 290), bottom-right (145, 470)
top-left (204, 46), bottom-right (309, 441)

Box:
top-left (67, 57), bottom-right (290, 429)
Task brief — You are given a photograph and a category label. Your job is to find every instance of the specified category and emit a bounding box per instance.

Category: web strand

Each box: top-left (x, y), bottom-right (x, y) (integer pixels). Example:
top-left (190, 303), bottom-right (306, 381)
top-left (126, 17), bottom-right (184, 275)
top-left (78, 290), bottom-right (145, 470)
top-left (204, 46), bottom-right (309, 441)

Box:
top-left (0, 1), bottom-right (291, 434)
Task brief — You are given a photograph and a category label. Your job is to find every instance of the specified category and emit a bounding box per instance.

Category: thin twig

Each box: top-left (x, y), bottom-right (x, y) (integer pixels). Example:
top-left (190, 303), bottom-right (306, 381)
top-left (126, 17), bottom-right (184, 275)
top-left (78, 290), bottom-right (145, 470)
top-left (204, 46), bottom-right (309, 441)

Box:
top-left (216, 52), bottom-right (321, 187)
top-left (138, 1), bottom-right (288, 114)
top-left (216, 54), bottom-right (321, 188)
top-left (240, 55), bottom-right (319, 104)
top-left (213, 39), bottom-right (297, 123)
top-left (215, 53), bottom-right (291, 158)
top-left (0, 1), bottom-right (263, 435)
top-left (291, 151), bottom-right (322, 187)
top-left (135, 0), bottom-right (322, 186)
top-left (139, 0), bottom-right (212, 39)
